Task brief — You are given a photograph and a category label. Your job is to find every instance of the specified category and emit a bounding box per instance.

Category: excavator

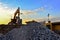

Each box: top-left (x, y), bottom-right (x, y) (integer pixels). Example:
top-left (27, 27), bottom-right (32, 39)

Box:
top-left (8, 7), bottom-right (22, 25)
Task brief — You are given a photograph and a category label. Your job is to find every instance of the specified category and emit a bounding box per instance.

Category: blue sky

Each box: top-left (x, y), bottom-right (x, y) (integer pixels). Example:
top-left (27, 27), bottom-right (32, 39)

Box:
top-left (0, 0), bottom-right (60, 24)
top-left (1, 0), bottom-right (60, 10)
top-left (1, 0), bottom-right (60, 14)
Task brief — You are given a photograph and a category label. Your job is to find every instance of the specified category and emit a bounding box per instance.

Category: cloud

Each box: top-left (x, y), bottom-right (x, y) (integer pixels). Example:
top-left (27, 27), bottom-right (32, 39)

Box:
top-left (0, 2), bottom-right (59, 24)
top-left (0, 2), bottom-right (17, 24)
top-left (21, 10), bottom-right (35, 14)
top-left (35, 16), bottom-right (60, 23)
top-left (21, 7), bottom-right (45, 15)
top-left (0, 2), bottom-right (17, 18)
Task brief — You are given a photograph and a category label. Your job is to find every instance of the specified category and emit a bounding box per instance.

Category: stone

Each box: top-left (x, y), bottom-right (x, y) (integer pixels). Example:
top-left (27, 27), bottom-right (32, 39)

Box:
top-left (0, 23), bottom-right (60, 40)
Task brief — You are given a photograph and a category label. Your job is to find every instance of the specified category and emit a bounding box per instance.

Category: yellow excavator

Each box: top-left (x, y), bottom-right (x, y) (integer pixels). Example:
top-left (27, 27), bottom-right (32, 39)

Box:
top-left (8, 7), bottom-right (22, 25)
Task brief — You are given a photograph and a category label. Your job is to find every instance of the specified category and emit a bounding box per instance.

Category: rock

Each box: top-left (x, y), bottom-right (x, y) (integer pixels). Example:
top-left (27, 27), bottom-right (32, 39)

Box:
top-left (0, 23), bottom-right (60, 40)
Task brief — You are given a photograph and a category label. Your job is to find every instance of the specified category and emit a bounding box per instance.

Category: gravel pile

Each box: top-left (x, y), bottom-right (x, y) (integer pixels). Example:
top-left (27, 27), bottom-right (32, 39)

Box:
top-left (0, 23), bottom-right (60, 40)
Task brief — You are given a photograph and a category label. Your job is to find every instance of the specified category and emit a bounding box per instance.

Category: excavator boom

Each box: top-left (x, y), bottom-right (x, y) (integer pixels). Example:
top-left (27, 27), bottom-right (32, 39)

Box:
top-left (14, 7), bottom-right (20, 19)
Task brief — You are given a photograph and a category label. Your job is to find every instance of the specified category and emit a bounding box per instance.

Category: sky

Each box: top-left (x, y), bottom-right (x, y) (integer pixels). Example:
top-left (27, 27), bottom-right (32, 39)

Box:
top-left (0, 0), bottom-right (60, 24)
